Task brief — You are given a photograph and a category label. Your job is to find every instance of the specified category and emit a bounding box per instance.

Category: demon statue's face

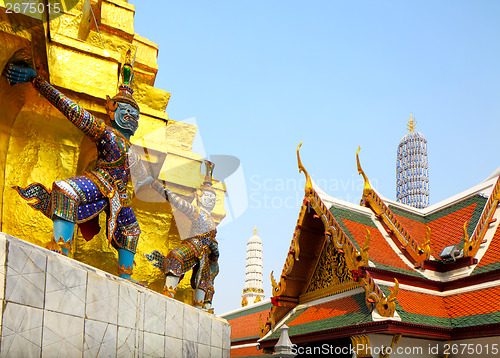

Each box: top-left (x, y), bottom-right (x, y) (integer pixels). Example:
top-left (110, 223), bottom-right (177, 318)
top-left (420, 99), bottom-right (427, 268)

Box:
top-left (199, 190), bottom-right (216, 212)
top-left (114, 102), bottom-right (139, 135)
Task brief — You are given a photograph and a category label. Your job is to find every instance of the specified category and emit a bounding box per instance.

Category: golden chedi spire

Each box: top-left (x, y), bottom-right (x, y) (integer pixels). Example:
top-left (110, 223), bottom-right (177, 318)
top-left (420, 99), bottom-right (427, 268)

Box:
top-left (407, 113), bottom-right (417, 132)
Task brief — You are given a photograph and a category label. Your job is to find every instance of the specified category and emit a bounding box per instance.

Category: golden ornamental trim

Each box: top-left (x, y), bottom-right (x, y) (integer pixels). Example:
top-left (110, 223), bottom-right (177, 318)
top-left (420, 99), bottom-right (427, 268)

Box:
top-left (379, 333), bottom-right (403, 358)
top-left (304, 237), bottom-right (352, 295)
top-left (307, 194), bottom-right (360, 273)
top-left (362, 270), bottom-right (399, 318)
top-left (243, 287), bottom-right (264, 294)
top-left (407, 113), bottom-right (416, 132)
top-left (357, 147), bottom-right (426, 265)
top-left (463, 222), bottom-right (471, 255)
top-left (297, 142), bottom-right (313, 194)
top-left (351, 335), bottom-right (372, 358)
top-left (356, 146), bottom-right (371, 193)
top-left (300, 281), bottom-right (360, 303)
top-left (357, 228), bottom-right (370, 268)
top-left (376, 278), bottom-right (399, 318)
top-left (464, 174), bottom-right (500, 257)
top-left (270, 271), bottom-right (286, 297)
top-left (422, 226), bottom-right (431, 260)
top-left (261, 144), bottom-right (399, 337)
top-left (259, 313), bottom-right (265, 333)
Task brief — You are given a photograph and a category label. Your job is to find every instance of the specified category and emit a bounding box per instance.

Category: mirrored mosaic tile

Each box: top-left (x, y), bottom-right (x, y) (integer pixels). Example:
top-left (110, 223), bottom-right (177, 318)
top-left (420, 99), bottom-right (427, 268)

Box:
top-left (0, 234), bottom-right (8, 277)
top-left (222, 323), bottom-right (231, 350)
top-left (199, 343), bottom-right (210, 358)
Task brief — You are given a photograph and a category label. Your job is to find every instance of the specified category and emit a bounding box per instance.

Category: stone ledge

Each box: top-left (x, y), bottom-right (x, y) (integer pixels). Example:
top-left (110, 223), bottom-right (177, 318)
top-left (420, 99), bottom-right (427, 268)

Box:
top-left (0, 232), bottom-right (230, 357)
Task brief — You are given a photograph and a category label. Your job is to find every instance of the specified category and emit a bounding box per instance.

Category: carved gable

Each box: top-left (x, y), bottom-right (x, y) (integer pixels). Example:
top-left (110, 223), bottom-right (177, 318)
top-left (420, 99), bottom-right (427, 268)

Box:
top-left (302, 239), bottom-right (355, 301)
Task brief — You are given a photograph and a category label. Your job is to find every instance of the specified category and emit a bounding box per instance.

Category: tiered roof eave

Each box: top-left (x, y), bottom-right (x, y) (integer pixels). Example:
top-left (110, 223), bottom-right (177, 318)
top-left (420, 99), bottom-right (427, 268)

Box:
top-left (258, 145), bottom-right (500, 347)
top-left (381, 175), bottom-right (497, 217)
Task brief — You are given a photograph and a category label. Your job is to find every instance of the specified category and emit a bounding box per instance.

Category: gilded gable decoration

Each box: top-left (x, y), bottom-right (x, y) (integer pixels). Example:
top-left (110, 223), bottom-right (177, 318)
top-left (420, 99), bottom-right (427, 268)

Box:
top-left (259, 144), bottom-right (404, 338)
top-left (304, 239), bottom-right (352, 295)
top-left (422, 226), bottom-right (431, 260)
top-left (357, 147), bottom-right (427, 265)
top-left (464, 175), bottom-right (500, 257)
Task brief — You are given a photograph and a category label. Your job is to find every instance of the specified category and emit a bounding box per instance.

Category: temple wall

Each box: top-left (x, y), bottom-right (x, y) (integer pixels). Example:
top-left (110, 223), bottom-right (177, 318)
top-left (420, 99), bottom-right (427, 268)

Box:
top-left (0, 232), bottom-right (231, 357)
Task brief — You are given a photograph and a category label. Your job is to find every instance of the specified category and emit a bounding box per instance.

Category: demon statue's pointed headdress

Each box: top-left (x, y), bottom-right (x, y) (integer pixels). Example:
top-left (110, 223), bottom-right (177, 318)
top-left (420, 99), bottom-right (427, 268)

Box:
top-left (109, 49), bottom-right (139, 111)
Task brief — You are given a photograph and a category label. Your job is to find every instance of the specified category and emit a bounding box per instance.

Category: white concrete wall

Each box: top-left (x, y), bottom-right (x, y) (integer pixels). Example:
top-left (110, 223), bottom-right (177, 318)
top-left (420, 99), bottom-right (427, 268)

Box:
top-left (0, 233), bottom-right (230, 357)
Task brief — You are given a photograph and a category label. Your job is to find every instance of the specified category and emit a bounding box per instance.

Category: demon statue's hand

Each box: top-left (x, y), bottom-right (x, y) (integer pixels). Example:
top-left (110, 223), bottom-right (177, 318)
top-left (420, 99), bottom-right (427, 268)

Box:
top-left (136, 175), bottom-right (154, 190)
top-left (5, 64), bottom-right (37, 85)
top-left (144, 250), bottom-right (166, 272)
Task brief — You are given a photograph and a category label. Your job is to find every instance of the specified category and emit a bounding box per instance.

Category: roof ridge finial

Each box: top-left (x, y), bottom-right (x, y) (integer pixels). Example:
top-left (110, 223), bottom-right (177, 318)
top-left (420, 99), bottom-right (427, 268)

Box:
top-left (297, 142), bottom-right (313, 194)
top-left (356, 146), bottom-right (371, 192)
top-left (407, 113), bottom-right (417, 132)
top-left (254, 226), bottom-right (258, 235)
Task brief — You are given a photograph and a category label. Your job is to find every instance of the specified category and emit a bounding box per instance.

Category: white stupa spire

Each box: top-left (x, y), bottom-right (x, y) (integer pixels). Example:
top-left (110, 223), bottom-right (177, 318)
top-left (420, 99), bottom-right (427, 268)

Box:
top-left (241, 226), bottom-right (265, 307)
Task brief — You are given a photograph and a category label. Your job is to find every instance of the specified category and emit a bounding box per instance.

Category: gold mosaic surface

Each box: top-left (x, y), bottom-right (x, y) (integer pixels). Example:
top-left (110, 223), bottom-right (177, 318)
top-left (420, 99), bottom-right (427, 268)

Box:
top-left (0, 0), bottom-right (225, 305)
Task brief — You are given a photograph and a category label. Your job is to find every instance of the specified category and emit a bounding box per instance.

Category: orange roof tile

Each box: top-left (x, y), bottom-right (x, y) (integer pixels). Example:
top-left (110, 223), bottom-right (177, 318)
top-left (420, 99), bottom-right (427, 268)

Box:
top-left (444, 286), bottom-right (500, 317)
top-left (397, 289), bottom-right (449, 318)
top-left (228, 309), bottom-right (271, 340)
top-left (396, 286), bottom-right (500, 319)
top-left (477, 225), bottom-right (500, 268)
top-left (392, 214), bottom-right (427, 247)
top-left (231, 345), bottom-right (267, 357)
top-left (341, 218), bottom-right (412, 271)
top-left (427, 204), bottom-right (478, 257)
top-left (288, 296), bottom-right (360, 326)
top-left (392, 204), bottom-right (479, 257)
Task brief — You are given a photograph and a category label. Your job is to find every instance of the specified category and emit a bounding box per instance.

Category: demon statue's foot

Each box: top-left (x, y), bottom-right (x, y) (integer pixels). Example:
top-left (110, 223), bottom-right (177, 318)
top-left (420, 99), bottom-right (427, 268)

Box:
top-left (45, 237), bottom-right (71, 256)
top-left (163, 285), bottom-right (176, 298)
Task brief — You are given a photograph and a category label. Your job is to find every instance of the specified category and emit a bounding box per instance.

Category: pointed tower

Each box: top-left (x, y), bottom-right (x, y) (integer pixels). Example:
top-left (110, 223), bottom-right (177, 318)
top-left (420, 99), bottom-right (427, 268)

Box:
top-left (396, 115), bottom-right (429, 209)
top-left (241, 227), bottom-right (265, 307)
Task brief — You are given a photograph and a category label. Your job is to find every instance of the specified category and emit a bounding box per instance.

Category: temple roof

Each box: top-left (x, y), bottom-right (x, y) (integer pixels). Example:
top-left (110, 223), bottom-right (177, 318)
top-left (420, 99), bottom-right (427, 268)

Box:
top-left (227, 145), bottom-right (500, 356)
top-left (259, 282), bottom-right (500, 345)
top-left (221, 301), bottom-right (272, 344)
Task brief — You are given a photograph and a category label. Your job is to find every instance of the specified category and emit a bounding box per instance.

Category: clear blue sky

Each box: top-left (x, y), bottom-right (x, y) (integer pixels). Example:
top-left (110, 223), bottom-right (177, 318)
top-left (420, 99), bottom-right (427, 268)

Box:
top-left (133, 0), bottom-right (500, 313)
